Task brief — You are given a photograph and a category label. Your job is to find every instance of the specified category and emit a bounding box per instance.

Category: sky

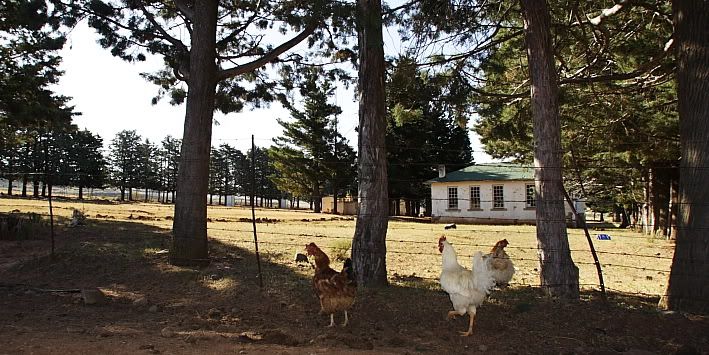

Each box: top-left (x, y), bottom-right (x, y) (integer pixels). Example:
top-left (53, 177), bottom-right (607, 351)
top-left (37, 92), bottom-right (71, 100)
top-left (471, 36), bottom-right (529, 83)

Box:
top-left (54, 21), bottom-right (494, 163)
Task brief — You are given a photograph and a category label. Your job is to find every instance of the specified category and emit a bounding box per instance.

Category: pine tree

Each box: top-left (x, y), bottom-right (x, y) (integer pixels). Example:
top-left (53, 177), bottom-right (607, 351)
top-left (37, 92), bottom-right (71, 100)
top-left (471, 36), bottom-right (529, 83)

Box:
top-left (61, 0), bottom-right (343, 265)
top-left (352, 0), bottom-right (388, 287)
top-left (108, 130), bottom-right (141, 201)
top-left (270, 69), bottom-right (352, 213)
top-left (386, 57), bottom-right (473, 216)
top-left (68, 129), bottom-right (107, 199)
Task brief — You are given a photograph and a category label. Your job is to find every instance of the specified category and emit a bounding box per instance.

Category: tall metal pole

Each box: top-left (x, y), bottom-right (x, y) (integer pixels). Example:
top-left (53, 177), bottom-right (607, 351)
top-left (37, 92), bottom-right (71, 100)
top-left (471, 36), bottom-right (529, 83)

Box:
top-left (251, 135), bottom-right (263, 287)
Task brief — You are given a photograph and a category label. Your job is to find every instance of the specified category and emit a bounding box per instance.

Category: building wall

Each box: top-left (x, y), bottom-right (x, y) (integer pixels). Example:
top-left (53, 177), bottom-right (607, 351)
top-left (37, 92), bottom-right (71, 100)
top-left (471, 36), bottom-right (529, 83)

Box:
top-left (322, 196), bottom-right (358, 215)
top-left (430, 180), bottom-right (574, 224)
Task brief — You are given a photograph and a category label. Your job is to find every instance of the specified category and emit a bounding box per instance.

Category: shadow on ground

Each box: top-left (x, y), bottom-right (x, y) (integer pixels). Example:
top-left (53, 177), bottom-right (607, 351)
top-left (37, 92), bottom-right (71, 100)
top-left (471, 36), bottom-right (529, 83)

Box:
top-left (0, 217), bottom-right (707, 354)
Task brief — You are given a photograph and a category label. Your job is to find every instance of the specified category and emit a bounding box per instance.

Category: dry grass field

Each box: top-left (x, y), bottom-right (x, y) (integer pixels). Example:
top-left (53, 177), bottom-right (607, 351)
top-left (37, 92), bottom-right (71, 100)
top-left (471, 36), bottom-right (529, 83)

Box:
top-left (0, 196), bottom-right (706, 354)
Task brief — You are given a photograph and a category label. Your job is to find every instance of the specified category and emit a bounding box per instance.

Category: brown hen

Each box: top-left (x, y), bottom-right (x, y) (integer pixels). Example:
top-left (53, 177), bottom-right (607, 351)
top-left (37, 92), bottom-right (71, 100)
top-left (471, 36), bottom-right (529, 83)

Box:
top-left (305, 242), bottom-right (357, 327)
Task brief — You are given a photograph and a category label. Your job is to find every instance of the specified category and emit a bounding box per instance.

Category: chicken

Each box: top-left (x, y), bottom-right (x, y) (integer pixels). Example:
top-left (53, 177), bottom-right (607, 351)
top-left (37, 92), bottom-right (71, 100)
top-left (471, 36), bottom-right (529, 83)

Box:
top-left (486, 239), bottom-right (515, 288)
top-left (438, 235), bottom-right (495, 336)
top-left (305, 242), bottom-right (357, 327)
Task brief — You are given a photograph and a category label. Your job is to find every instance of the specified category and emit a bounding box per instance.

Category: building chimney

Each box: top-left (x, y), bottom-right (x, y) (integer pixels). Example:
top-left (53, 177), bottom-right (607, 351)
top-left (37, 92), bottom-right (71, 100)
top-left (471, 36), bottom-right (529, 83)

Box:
top-left (438, 165), bottom-right (446, 178)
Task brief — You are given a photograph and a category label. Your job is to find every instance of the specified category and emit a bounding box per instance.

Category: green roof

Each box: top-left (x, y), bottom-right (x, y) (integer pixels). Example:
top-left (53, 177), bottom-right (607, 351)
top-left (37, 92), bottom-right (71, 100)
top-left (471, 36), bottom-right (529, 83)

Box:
top-left (427, 164), bottom-right (534, 183)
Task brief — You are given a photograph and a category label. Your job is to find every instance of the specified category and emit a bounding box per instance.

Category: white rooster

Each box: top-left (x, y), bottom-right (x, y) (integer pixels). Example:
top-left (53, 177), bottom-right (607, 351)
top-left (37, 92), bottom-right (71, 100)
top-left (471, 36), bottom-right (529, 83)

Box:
top-left (438, 235), bottom-right (495, 336)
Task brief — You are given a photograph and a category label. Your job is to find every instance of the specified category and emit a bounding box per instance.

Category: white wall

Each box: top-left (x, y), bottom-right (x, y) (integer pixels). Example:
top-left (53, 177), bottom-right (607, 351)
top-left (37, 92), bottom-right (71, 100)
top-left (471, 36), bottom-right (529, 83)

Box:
top-left (431, 180), bottom-right (573, 224)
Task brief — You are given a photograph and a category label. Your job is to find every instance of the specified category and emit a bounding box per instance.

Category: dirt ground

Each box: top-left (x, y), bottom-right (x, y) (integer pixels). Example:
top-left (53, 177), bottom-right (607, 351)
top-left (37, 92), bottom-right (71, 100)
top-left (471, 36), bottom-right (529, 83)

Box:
top-left (1, 196), bottom-right (707, 354)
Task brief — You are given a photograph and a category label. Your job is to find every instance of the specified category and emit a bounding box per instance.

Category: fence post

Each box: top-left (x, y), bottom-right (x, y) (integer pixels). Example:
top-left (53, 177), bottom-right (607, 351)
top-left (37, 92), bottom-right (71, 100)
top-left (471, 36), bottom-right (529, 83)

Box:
top-left (562, 187), bottom-right (606, 299)
top-left (47, 174), bottom-right (55, 259)
top-left (251, 135), bottom-right (263, 288)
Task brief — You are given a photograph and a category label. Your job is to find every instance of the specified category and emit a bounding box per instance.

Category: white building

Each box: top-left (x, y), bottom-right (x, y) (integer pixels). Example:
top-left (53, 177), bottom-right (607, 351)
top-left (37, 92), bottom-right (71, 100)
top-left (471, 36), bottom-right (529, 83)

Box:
top-left (427, 164), bottom-right (580, 225)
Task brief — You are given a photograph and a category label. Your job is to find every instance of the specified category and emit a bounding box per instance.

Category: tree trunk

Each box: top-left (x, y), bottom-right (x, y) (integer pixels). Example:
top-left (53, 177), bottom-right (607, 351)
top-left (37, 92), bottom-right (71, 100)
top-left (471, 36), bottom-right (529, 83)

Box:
top-left (642, 170), bottom-right (653, 234)
top-left (619, 207), bottom-right (630, 229)
top-left (21, 175), bottom-right (27, 197)
top-left (120, 187), bottom-right (125, 201)
top-left (649, 166), bottom-right (671, 237)
top-left (520, 0), bottom-right (579, 299)
top-left (669, 169), bottom-right (679, 239)
top-left (170, 0), bottom-right (218, 266)
top-left (352, 0), bottom-right (389, 288)
top-left (631, 202), bottom-right (639, 228)
top-left (33, 179), bottom-right (39, 197)
top-left (79, 186), bottom-right (84, 200)
top-left (313, 184), bottom-right (321, 213)
top-left (145, 187), bottom-right (149, 202)
top-left (659, 0), bottom-right (709, 313)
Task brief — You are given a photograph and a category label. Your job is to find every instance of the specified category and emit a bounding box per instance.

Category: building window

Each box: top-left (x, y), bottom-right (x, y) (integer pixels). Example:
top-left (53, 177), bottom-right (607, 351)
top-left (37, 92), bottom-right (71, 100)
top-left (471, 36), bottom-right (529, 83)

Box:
top-left (447, 187), bottom-right (458, 209)
top-left (469, 186), bottom-right (481, 209)
top-left (526, 183), bottom-right (536, 208)
top-left (493, 185), bottom-right (504, 208)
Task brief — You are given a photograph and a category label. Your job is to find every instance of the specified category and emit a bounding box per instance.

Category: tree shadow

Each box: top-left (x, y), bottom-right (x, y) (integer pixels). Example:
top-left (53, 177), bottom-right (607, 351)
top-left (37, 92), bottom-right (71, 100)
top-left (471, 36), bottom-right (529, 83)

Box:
top-left (1, 216), bottom-right (707, 354)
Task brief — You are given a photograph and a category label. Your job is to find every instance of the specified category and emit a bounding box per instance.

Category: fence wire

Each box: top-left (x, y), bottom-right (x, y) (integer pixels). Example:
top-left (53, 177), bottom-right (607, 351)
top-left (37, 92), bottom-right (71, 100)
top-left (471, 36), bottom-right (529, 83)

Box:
top-left (3, 196), bottom-right (706, 302)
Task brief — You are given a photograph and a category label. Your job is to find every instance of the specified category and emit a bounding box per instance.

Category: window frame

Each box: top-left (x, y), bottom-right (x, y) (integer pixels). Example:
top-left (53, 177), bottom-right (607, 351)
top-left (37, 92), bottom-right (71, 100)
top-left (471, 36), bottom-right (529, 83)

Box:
top-left (525, 183), bottom-right (536, 209)
top-left (492, 185), bottom-right (505, 209)
top-left (447, 186), bottom-right (459, 210)
top-left (469, 185), bottom-right (481, 210)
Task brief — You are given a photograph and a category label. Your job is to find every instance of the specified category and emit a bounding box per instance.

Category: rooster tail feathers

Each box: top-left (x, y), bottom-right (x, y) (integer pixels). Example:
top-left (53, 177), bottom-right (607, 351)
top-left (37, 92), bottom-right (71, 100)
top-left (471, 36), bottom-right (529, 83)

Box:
top-left (342, 258), bottom-right (356, 283)
top-left (472, 251), bottom-right (495, 294)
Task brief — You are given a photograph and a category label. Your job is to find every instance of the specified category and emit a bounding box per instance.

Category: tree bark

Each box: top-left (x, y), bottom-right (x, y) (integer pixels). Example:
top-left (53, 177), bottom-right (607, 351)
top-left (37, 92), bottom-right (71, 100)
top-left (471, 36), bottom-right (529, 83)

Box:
top-left (170, 0), bottom-right (218, 266)
top-left (21, 175), bottom-right (27, 197)
top-left (520, 0), bottom-right (579, 299)
top-left (642, 170), bottom-right (653, 234)
top-left (351, 0), bottom-right (389, 287)
top-left (659, 0), bottom-right (709, 313)
top-left (669, 169), bottom-right (679, 239)
top-left (619, 206), bottom-right (630, 229)
top-left (649, 166), bottom-right (671, 237)
top-left (79, 186), bottom-right (84, 200)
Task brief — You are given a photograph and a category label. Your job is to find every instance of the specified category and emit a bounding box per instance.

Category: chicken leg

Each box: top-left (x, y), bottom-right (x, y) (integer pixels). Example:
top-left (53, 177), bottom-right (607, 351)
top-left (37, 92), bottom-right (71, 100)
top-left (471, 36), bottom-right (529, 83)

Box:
top-left (459, 308), bottom-right (477, 336)
top-left (327, 313), bottom-right (335, 327)
top-left (447, 310), bottom-right (460, 320)
top-left (341, 310), bottom-right (349, 327)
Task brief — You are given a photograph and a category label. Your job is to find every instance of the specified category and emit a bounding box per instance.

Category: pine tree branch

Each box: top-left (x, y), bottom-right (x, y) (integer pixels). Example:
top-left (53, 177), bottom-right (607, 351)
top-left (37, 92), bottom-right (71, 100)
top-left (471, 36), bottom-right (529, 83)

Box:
top-left (138, 4), bottom-right (187, 53)
top-left (414, 29), bottom-right (524, 68)
top-left (217, 22), bottom-right (318, 81)
top-left (173, 0), bottom-right (194, 21)
top-left (560, 38), bottom-right (673, 84)
top-left (383, 0), bottom-right (422, 16)
top-left (216, 0), bottom-right (262, 49)
top-left (585, 0), bottom-right (631, 26)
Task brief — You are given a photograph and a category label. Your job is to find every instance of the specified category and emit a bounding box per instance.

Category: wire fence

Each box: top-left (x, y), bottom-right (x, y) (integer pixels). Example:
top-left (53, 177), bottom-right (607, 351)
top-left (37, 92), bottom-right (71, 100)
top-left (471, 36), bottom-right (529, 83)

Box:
top-left (0, 160), bottom-right (702, 304)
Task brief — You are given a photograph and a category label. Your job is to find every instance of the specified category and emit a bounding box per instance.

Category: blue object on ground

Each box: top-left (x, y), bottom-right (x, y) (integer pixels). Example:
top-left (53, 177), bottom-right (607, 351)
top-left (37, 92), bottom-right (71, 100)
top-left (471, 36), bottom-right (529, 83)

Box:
top-left (596, 234), bottom-right (611, 240)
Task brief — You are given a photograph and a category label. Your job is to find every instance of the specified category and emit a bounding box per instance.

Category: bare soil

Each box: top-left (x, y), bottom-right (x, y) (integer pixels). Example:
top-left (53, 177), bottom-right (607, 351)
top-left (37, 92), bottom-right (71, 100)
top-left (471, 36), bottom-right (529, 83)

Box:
top-left (0, 197), bottom-right (707, 354)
